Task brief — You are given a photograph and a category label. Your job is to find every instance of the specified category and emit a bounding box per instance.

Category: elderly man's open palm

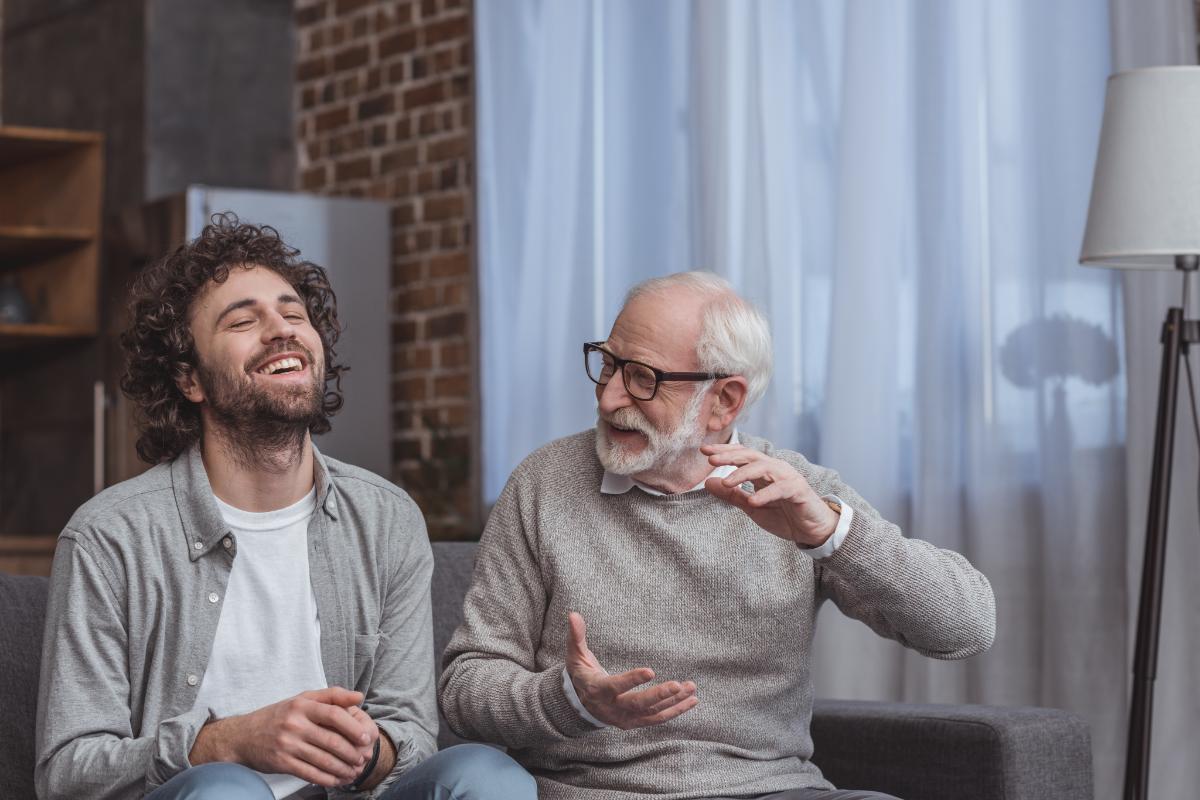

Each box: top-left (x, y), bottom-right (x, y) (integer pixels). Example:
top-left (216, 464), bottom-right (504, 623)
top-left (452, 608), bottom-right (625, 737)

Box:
top-left (565, 612), bottom-right (698, 730)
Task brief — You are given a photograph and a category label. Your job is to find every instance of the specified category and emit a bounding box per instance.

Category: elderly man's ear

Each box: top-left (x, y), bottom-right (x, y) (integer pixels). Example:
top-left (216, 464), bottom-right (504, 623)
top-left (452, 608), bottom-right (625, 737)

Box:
top-left (707, 377), bottom-right (748, 432)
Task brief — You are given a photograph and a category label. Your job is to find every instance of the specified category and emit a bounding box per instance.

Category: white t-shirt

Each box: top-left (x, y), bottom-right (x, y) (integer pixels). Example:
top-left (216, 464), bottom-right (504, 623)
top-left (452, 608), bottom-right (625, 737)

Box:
top-left (192, 488), bottom-right (327, 799)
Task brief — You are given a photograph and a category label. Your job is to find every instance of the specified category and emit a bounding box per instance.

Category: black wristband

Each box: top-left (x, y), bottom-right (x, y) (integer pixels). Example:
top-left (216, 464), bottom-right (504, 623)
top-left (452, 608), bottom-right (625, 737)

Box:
top-left (344, 735), bottom-right (381, 792)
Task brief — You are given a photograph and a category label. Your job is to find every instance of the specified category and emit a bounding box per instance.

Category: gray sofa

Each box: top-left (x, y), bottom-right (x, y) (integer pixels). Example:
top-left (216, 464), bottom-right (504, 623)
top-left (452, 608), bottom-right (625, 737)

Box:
top-left (2, 541), bottom-right (1093, 799)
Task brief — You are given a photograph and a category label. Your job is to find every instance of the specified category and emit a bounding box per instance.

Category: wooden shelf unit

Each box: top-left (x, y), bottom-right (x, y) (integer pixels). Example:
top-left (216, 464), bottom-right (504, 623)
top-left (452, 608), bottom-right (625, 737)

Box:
top-left (0, 126), bottom-right (104, 546)
top-left (0, 126), bottom-right (103, 349)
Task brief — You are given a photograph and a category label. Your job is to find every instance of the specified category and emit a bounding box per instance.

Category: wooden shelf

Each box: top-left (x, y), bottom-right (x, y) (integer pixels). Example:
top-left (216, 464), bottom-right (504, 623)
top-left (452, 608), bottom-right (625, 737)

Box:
top-left (0, 126), bottom-right (102, 170)
top-left (0, 225), bottom-right (94, 265)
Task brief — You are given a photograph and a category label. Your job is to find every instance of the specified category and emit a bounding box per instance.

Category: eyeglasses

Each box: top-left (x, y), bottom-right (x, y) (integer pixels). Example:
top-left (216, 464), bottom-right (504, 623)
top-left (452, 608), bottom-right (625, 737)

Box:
top-left (583, 341), bottom-right (729, 401)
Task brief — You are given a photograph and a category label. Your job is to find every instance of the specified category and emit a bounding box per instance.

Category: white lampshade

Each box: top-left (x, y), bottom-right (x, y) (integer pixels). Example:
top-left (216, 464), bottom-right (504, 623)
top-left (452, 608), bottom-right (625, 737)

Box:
top-left (1080, 67), bottom-right (1200, 269)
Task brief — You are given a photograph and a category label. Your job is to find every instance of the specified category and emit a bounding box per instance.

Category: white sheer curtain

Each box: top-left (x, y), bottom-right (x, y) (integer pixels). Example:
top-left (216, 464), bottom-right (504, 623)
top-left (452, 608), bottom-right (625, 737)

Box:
top-left (477, 2), bottom-right (1141, 796)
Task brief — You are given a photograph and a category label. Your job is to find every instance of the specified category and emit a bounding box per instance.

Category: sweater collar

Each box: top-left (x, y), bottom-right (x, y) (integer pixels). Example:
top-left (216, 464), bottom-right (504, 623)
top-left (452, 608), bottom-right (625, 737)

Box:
top-left (600, 429), bottom-right (740, 497)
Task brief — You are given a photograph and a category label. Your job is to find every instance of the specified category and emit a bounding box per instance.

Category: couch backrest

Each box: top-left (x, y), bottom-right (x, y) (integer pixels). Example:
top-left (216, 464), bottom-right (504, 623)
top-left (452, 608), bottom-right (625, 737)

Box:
top-left (0, 540), bottom-right (480, 796)
top-left (0, 572), bottom-right (50, 799)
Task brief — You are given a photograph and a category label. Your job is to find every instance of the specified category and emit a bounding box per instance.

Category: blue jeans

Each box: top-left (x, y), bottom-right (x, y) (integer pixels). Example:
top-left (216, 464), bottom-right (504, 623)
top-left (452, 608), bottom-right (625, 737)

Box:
top-left (146, 744), bottom-right (535, 800)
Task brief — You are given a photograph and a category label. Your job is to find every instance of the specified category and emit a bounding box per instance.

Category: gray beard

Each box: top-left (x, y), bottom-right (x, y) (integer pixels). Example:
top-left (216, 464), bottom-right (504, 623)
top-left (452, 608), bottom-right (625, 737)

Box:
top-left (595, 385), bottom-right (709, 477)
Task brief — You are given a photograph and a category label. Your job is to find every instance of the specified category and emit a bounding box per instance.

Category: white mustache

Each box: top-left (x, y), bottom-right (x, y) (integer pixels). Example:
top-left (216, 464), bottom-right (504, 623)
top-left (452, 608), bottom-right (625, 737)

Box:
top-left (604, 408), bottom-right (652, 436)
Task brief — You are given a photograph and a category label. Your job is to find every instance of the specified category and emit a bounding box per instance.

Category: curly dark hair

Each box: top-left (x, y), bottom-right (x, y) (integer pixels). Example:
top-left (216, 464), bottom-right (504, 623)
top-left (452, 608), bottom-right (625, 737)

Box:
top-left (120, 213), bottom-right (347, 464)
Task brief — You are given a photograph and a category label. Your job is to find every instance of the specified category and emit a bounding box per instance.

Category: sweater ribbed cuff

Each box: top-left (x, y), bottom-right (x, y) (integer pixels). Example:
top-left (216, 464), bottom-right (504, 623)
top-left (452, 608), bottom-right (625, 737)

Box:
top-left (539, 664), bottom-right (604, 739)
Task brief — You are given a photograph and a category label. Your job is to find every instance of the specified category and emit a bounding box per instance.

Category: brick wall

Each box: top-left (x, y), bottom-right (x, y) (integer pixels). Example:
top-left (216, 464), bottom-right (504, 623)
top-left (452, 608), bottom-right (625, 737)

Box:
top-left (293, 0), bottom-right (478, 538)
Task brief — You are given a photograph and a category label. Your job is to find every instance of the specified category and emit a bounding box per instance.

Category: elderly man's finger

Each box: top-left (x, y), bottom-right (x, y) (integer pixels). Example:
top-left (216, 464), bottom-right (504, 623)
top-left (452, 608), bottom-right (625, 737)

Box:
top-left (721, 460), bottom-right (788, 489)
top-left (700, 442), bottom-right (749, 454)
top-left (704, 477), bottom-right (755, 511)
top-left (703, 447), bottom-right (762, 467)
top-left (745, 480), bottom-right (802, 507)
top-left (617, 680), bottom-right (685, 712)
top-left (642, 682), bottom-right (697, 714)
top-left (640, 694), bottom-right (700, 726)
top-left (604, 667), bottom-right (656, 695)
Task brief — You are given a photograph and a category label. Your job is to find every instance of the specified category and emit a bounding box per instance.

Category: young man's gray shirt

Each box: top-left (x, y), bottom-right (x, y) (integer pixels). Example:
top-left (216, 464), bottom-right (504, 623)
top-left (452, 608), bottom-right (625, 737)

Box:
top-left (34, 445), bottom-right (437, 800)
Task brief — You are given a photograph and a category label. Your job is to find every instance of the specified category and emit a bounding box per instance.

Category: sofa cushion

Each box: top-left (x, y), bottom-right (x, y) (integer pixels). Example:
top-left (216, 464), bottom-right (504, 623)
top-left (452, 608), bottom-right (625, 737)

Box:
top-left (0, 572), bottom-right (49, 799)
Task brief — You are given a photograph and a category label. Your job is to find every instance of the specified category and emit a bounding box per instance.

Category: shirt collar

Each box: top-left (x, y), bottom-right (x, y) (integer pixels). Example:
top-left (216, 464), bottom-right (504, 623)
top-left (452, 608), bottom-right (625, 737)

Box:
top-left (600, 429), bottom-right (740, 497)
top-left (171, 441), bottom-right (337, 561)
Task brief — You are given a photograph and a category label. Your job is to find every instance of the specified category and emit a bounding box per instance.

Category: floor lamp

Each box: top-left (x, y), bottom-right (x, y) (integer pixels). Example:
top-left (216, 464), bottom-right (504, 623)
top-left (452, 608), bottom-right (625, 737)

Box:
top-left (1080, 67), bottom-right (1200, 800)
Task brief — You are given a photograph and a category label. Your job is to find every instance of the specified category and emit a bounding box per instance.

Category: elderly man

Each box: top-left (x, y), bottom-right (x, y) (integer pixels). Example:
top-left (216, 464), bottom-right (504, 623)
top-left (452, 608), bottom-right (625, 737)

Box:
top-left (439, 271), bottom-right (996, 800)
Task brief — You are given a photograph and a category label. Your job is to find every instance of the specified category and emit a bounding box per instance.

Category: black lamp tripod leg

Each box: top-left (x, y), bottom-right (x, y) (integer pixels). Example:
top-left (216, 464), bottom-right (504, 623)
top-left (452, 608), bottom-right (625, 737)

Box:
top-left (1123, 306), bottom-right (1184, 800)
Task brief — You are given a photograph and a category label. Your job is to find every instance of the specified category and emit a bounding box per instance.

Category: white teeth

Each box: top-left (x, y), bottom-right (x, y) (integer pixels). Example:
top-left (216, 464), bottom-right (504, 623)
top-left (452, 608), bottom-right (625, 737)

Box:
top-left (258, 357), bottom-right (303, 375)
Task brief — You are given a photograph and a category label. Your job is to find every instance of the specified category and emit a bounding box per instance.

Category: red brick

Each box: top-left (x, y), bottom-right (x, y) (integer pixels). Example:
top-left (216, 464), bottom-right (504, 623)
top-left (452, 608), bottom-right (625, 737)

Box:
top-left (395, 285), bottom-right (440, 312)
top-left (438, 224), bottom-right (461, 249)
top-left (358, 92), bottom-right (394, 119)
top-left (414, 230), bottom-right (436, 251)
top-left (418, 111), bottom-right (440, 136)
top-left (440, 340), bottom-right (468, 368)
top-left (330, 128), bottom-right (366, 156)
top-left (393, 258), bottom-right (426, 284)
top-left (393, 319), bottom-right (419, 343)
top-left (381, 145), bottom-right (419, 173)
top-left (379, 29), bottom-right (419, 59)
top-left (424, 193), bottom-right (465, 220)
top-left (315, 106), bottom-right (350, 132)
top-left (297, 55), bottom-right (329, 82)
top-left (333, 44), bottom-right (370, 72)
top-left (442, 281), bottom-right (467, 307)
top-left (335, 155), bottom-right (373, 181)
top-left (428, 253), bottom-right (468, 278)
top-left (434, 374), bottom-right (470, 399)
top-left (387, 60), bottom-right (407, 83)
top-left (427, 311), bottom-right (466, 338)
top-left (425, 16), bottom-right (468, 45)
top-left (335, 0), bottom-right (371, 15)
top-left (301, 165), bottom-right (328, 190)
top-left (394, 435), bottom-right (425, 460)
top-left (432, 46), bottom-right (456, 73)
top-left (421, 0), bottom-right (439, 19)
top-left (403, 81), bottom-right (445, 109)
top-left (426, 135), bottom-right (467, 162)
top-left (395, 343), bottom-right (434, 370)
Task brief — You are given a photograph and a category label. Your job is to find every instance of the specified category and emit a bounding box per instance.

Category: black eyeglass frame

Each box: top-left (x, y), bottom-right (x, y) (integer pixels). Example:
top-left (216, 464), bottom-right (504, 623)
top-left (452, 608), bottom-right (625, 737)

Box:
top-left (583, 341), bottom-right (730, 401)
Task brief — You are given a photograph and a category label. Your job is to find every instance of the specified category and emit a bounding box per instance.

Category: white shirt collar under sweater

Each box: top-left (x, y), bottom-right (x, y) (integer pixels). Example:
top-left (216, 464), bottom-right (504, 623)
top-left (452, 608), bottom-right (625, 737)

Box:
top-left (600, 429), bottom-right (740, 496)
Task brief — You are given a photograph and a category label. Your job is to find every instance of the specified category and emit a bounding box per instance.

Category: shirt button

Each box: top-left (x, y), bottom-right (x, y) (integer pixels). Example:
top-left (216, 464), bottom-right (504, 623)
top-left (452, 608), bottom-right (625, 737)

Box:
top-left (193, 541), bottom-right (203, 551)
top-left (186, 674), bottom-right (198, 686)
top-left (208, 592), bottom-right (220, 604)
top-left (222, 537), bottom-right (232, 549)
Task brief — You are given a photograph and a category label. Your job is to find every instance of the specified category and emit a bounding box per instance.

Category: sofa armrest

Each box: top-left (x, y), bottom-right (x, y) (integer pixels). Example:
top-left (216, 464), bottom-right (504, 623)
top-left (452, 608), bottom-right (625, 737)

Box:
top-left (810, 699), bottom-right (1092, 800)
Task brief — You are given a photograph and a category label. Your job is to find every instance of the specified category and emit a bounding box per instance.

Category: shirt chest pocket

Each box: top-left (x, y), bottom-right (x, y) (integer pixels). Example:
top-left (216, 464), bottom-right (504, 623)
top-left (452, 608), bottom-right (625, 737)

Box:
top-left (353, 633), bottom-right (382, 691)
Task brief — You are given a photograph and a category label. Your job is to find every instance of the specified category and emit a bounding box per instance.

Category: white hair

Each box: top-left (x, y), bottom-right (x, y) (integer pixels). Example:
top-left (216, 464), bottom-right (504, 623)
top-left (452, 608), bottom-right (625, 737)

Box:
top-left (624, 271), bottom-right (773, 409)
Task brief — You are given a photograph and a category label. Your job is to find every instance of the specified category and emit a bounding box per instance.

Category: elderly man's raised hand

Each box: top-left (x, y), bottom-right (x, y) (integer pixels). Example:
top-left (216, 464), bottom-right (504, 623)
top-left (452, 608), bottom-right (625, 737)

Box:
top-left (565, 612), bottom-right (698, 730)
top-left (701, 444), bottom-right (840, 548)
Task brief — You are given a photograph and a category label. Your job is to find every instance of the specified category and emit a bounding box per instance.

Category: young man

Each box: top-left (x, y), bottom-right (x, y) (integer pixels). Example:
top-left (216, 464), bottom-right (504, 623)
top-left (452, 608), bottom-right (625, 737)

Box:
top-left (35, 216), bottom-right (533, 800)
top-left (440, 272), bottom-right (996, 800)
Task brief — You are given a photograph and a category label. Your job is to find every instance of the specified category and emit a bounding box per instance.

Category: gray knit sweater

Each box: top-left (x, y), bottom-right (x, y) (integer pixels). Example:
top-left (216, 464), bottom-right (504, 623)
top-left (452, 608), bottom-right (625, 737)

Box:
top-left (439, 431), bottom-right (995, 800)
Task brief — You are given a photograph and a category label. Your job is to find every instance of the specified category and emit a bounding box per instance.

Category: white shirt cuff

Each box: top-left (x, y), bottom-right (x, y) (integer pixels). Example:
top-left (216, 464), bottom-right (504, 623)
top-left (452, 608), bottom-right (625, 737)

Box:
top-left (562, 668), bottom-right (609, 728)
top-left (798, 495), bottom-right (853, 559)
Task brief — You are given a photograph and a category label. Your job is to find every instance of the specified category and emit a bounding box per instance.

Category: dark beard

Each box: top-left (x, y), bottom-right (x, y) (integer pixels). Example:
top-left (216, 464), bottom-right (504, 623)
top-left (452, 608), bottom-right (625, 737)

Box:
top-left (195, 350), bottom-right (324, 470)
